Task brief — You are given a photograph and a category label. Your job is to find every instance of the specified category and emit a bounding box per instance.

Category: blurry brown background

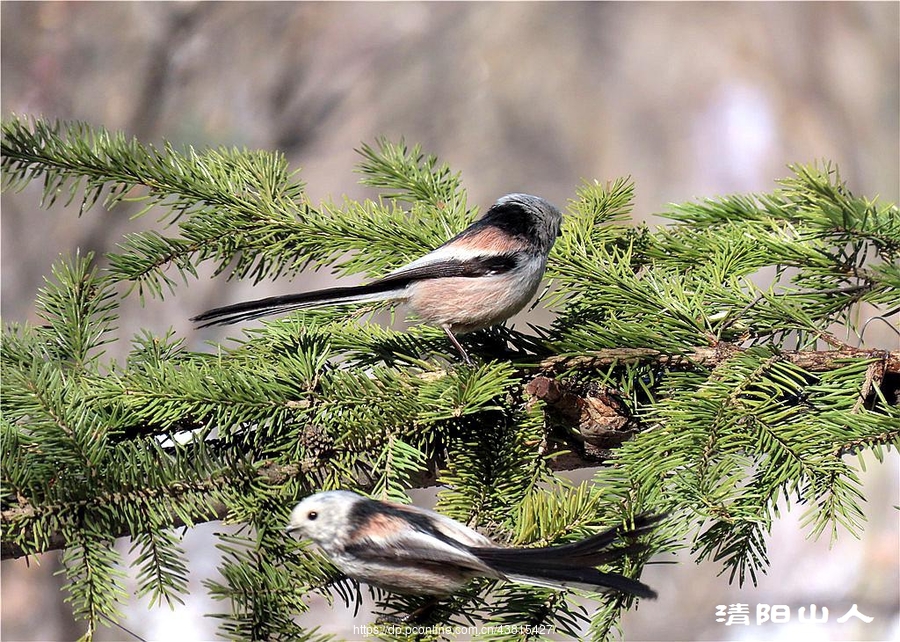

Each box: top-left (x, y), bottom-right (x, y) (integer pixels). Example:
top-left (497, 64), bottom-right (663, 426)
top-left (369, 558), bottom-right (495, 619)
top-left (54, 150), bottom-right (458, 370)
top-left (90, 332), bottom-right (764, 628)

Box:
top-left (1, 2), bottom-right (897, 641)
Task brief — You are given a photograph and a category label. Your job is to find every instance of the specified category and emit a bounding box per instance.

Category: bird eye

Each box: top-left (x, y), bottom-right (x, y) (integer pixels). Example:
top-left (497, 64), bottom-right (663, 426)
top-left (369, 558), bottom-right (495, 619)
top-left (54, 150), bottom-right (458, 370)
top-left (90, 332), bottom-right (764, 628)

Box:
top-left (307, 511), bottom-right (318, 521)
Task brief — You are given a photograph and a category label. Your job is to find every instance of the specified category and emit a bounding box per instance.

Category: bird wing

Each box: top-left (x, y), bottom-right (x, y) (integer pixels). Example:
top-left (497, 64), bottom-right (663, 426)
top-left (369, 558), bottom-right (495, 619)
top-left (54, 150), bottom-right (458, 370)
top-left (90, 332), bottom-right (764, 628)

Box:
top-left (379, 252), bottom-right (518, 283)
top-left (343, 504), bottom-right (495, 575)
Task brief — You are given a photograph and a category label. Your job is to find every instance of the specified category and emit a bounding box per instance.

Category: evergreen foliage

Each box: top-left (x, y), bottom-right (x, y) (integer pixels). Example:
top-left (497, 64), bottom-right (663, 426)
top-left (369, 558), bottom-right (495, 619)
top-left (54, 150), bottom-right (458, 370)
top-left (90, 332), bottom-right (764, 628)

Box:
top-left (2, 116), bottom-right (898, 641)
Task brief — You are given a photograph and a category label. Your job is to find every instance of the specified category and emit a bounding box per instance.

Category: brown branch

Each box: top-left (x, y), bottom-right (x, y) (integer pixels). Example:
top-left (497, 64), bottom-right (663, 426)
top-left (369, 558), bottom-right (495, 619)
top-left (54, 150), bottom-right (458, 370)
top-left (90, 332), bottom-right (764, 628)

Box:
top-left (538, 345), bottom-right (900, 376)
top-left (832, 430), bottom-right (900, 458)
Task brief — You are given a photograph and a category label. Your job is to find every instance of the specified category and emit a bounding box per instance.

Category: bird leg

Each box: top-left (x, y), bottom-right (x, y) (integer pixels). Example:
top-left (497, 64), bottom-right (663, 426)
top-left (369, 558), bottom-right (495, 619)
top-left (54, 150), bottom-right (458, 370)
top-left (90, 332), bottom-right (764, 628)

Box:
top-left (403, 597), bottom-right (440, 624)
top-left (442, 324), bottom-right (474, 366)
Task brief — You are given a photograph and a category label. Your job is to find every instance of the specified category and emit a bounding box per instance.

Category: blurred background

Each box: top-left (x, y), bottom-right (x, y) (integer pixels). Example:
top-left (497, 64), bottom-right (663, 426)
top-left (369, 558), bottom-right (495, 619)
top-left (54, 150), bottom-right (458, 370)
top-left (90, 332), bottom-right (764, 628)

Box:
top-left (1, 2), bottom-right (897, 640)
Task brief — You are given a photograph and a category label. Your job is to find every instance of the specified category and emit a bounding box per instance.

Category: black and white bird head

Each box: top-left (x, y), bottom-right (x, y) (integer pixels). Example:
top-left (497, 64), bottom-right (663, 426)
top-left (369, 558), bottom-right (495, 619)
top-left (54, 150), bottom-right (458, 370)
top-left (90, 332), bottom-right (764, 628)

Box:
top-left (477, 193), bottom-right (563, 255)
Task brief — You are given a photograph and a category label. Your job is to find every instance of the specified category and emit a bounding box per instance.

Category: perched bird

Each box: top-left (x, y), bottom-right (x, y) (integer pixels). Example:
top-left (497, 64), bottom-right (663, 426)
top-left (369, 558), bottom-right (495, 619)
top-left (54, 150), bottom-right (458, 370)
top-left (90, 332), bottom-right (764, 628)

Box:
top-left (286, 490), bottom-right (659, 599)
top-left (192, 194), bottom-right (563, 364)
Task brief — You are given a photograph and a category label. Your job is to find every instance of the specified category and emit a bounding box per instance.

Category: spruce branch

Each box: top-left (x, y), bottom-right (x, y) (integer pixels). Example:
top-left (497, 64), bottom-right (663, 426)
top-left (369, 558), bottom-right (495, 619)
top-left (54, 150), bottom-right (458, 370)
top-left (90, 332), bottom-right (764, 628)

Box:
top-left (0, 460), bottom-right (308, 561)
top-left (3, 118), bottom-right (898, 640)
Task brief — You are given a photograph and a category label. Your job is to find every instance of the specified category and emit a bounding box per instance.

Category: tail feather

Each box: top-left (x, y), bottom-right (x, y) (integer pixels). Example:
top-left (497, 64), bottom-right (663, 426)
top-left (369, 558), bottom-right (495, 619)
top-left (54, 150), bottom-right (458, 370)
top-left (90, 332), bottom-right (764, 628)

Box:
top-left (505, 567), bottom-right (657, 599)
top-left (473, 513), bottom-right (663, 599)
top-left (482, 541), bottom-right (649, 570)
top-left (192, 281), bottom-right (408, 327)
top-left (521, 513), bottom-right (664, 563)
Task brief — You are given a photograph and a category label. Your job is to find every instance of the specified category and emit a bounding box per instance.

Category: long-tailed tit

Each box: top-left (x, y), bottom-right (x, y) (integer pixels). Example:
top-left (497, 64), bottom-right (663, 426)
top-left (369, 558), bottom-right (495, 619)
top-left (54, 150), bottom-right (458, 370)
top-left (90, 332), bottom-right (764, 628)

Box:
top-left (286, 490), bottom-right (659, 599)
top-left (193, 194), bottom-right (562, 364)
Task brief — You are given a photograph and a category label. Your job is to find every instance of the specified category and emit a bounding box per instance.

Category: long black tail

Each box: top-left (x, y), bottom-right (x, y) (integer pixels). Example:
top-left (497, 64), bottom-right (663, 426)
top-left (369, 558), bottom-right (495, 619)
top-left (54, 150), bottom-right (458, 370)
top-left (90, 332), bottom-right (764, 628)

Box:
top-left (192, 280), bottom-right (409, 327)
top-left (473, 514), bottom-right (663, 598)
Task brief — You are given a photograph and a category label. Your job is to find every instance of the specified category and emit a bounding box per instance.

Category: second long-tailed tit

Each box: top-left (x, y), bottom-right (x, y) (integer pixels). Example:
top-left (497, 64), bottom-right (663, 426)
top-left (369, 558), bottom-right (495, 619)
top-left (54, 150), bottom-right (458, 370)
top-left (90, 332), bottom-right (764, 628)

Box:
top-left (286, 490), bottom-right (660, 599)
